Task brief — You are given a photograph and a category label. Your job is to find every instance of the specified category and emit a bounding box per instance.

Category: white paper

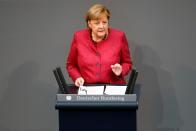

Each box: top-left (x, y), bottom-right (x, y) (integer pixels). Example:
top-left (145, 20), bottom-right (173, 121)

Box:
top-left (104, 85), bottom-right (127, 95)
top-left (78, 86), bottom-right (104, 95)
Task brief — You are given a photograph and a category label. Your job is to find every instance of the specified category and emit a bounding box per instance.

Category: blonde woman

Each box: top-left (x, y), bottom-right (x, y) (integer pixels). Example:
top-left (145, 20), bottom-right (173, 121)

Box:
top-left (66, 4), bottom-right (132, 87)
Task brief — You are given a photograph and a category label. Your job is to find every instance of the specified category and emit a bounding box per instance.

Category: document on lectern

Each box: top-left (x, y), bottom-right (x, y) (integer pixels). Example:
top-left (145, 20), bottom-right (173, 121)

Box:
top-left (104, 85), bottom-right (127, 95)
top-left (78, 85), bottom-right (104, 95)
top-left (78, 85), bottom-right (127, 95)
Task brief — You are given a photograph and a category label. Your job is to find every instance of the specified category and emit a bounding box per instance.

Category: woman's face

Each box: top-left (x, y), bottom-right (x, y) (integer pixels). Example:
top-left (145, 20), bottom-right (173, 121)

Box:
top-left (88, 14), bottom-right (109, 40)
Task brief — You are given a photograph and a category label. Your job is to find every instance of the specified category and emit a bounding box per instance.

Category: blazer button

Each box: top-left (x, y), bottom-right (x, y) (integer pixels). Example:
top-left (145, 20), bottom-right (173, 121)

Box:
top-left (96, 73), bottom-right (100, 77)
top-left (96, 62), bottom-right (100, 67)
top-left (96, 52), bottom-right (100, 56)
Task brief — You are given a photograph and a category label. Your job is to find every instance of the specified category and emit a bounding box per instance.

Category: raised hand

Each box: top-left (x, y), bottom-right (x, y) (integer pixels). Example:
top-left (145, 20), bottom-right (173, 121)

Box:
top-left (111, 63), bottom-right (122, 76)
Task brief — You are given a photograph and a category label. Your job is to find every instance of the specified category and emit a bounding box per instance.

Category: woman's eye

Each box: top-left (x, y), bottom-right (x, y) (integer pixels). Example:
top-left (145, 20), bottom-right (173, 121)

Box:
top-left (95, 23), bottom-right (99, 25)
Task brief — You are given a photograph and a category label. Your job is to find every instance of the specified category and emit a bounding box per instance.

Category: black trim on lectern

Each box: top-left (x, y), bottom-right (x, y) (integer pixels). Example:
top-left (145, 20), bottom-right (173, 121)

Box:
top-left (125, 68), bottom-right (138, 94)
top-left (53, 69), bottom-right (66, 94)
top-left (53, 67), bottom-right (70, 94)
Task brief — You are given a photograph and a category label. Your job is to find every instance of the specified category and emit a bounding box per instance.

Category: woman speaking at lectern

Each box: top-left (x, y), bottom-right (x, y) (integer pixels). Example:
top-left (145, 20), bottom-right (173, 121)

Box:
top-left (66, 4), bottom-right (132, 87)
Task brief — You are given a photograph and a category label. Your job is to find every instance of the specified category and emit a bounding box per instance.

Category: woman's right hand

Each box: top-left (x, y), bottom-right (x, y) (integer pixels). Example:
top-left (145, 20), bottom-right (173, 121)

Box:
top-left (75, 77), bottom-right (85, 87)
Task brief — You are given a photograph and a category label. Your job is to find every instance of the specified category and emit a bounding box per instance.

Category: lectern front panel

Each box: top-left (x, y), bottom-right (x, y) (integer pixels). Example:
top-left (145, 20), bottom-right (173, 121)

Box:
top-left (56, 94), bottom-right (138, 131)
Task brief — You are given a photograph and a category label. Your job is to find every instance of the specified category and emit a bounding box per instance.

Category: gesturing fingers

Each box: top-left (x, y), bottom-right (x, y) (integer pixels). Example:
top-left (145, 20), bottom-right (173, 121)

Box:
top-left (111, 63), bottom-right (122, 76)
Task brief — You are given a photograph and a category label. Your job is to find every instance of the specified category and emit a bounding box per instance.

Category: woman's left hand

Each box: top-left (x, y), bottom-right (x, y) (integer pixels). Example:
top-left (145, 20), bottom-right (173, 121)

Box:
top-left (111, 63), bottom-right (122, 76)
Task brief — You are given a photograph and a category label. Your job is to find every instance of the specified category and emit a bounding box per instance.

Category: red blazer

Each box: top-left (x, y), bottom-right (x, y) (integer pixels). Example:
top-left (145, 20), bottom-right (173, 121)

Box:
top-left (66, 28), bottom-right (132, 84)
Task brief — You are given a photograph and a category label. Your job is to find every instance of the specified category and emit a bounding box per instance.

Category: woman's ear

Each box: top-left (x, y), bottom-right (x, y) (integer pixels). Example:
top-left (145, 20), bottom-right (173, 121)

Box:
top-left (87, 20), bottom-right (91, 29)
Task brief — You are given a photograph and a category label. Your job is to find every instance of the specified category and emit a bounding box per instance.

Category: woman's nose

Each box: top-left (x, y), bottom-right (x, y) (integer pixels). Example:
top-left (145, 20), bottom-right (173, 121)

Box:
top-left (98, 22), bottom-right (104, 28)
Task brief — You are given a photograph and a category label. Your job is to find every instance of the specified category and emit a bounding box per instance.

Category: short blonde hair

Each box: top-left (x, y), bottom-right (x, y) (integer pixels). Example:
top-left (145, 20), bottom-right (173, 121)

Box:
top-left (85, 4), bottom-right (110, 26)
